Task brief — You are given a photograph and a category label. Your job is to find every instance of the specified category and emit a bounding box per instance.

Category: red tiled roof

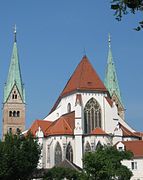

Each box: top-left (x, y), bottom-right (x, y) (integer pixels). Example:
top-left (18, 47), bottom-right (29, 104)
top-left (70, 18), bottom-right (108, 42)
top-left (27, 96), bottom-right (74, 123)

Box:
top-left (122, 140), bottom-right (143, 158)
top-left (105, 96), bottom-right (113, 107)
top-left (134, 132), bottom-right (143, 137)
top-left (49, 56), bottom-right (108, 114)
top-left (90, 127), bottom-right (108, 135)
top-left (61, 56), bottom-right (107, 97)
top-left (75, 94), bottom-right (82, 106)
top-left (45, 111), bottom-right (75, 136)
top-left (29, 120), bottom-right (52, 136)
top-left (119, 123), bottom-right (139, 138)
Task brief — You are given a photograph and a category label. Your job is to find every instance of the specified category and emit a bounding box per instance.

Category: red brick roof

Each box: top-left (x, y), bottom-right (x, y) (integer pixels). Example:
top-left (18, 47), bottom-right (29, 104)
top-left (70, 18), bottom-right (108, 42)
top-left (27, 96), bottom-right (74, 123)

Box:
top-left (105, 96), bottom-right (113, 107)
top-left (29, 120), bottom-right (52, 136)
top-left (49, 56), bottom-right (108, 114)
top-left (61, 56), bottom-right (107, 97)
top-left (90, 127), bottom-right (108, 135)
top-left (134, 132), bottom-right (143, 137)
top-left (122, 140), bottom-right (143, 158)
top-left (30, 112), bottom-right (75, 136)
top-left (46, 111), bottom-right (75, 135)
top-left (119, 123), bottom-right (139, 138)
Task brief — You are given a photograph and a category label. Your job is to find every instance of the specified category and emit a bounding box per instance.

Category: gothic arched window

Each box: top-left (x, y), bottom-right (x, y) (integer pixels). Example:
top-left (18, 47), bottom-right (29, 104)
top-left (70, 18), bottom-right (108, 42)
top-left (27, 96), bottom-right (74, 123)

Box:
top-left (55, 142), bottom-right (62, 165)
top-left (85, 141), bottom-right (91, 153)
top-left (13, 111), bottom-right (17, 117)
top-left (66, 143), bottom-right (73, 162)
top-left (17, 111), bottom-right (20, 117)
top-left (84, 98), bottom-right (102, 134)
top-left (67, 103), bottom-right (71, 113)
top-left (9, 111), bottom-right (13, 117)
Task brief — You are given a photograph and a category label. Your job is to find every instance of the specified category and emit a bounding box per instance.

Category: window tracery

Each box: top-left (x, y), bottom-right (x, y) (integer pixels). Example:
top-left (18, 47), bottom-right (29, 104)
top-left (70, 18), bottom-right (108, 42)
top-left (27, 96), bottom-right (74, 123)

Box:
top-left (55, 142), bottom-right (62, 165)
top-left (84, 98), bottom-right (102, 133)
top-left (66, 143), bottom-right (73, 162)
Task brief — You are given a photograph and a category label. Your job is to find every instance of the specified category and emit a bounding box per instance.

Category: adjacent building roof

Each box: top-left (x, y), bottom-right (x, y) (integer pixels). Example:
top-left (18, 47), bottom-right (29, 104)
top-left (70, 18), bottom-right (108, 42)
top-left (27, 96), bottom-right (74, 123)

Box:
top-left (55, 159), bottom-right (82, 171)
top-left (120, 140), bottom-right (143, 158)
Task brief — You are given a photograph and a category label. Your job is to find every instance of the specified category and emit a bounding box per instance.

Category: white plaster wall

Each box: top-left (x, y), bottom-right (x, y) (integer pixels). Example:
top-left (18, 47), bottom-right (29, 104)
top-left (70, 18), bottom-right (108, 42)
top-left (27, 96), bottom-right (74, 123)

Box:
top-left (44, 94), bottom-right (76, 121)
top-left (122, 159), bottom-right (143, 180)
top-left (45, 135), bottom-right (74, 168)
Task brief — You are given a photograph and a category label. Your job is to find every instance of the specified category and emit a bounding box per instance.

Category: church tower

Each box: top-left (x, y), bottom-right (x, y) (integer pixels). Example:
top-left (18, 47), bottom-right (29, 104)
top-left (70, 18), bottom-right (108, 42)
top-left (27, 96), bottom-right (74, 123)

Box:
top-left (2, 27), bottom-right (25, 139)
top-left (104, 34), bottom-right (125, 119)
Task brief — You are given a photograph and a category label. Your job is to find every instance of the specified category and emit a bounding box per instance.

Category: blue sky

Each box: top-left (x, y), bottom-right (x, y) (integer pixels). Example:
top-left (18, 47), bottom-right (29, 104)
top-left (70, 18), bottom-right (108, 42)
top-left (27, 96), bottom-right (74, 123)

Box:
top-left (0, 1), bottom-right (142, 135)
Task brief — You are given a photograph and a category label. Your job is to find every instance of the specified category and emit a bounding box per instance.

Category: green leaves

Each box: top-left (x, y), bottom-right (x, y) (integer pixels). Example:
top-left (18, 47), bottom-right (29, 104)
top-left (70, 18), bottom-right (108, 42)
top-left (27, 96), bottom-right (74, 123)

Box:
top-left (0, 132), bottom-right (41, 180)
top-left (44, 167), bottom-right (80, 180)
top-left (111, 0), bottom-right (143, 30)
top-left (82, 146), bottom-right (133, 180)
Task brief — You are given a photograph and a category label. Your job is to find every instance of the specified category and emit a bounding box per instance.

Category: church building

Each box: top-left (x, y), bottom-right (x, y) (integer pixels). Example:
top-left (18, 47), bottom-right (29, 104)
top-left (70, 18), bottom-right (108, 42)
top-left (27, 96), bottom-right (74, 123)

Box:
top-left (28, 35), bottom-right (143, 180)
top-left (2, 29), bottom-right (143, 179)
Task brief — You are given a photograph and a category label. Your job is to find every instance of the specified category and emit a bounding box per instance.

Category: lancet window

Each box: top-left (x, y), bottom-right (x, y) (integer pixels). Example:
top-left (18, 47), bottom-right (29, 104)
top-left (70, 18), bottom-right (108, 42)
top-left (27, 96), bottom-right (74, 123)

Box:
top-left (66, 143), bottom-right (73, 162)
top-left (55, 142), bottom-right (62, 165)
top-left (67, 103), bottom-right (71, 113)
top-left (84, 98), bottom-right (102, 134)
top-left (85, 141), bottom-right (91, 152)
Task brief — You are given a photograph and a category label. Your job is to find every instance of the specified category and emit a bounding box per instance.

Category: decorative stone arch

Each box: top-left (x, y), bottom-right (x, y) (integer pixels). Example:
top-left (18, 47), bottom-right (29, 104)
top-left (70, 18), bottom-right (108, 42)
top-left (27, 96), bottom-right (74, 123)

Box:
top-left (84, 98), bottom-right (102, 134)
top-left (85, 141), bottom-right (91, 153)
top-left (66, 142), bottom-right (73, 163)
top-left (54, 142), bottom-right (62, 165)
top-left (96, 141), bottom-right (102, 149)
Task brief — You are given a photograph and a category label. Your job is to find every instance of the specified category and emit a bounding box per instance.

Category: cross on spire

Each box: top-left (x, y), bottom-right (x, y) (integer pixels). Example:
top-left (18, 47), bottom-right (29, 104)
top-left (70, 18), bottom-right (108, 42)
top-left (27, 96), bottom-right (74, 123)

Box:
top-left (108, 33), bottom-right (111, 48)
top-left (14, 24), bottom-right (17, 42)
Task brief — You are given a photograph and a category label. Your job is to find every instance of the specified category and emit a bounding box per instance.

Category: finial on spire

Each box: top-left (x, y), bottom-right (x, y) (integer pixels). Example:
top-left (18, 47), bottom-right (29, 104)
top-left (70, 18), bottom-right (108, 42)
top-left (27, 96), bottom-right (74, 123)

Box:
top-left (14, 24), bottom-right (17, 42)
top-left (83, 47), bottom-right (86, 56)
top-left (108, 33), bottom-right (111, 48)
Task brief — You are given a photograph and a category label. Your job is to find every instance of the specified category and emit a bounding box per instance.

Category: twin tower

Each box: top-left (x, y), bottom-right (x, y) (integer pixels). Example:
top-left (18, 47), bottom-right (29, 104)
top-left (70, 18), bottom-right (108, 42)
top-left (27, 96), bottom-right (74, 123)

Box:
top-left (2, 29), bottom-right (25, 139)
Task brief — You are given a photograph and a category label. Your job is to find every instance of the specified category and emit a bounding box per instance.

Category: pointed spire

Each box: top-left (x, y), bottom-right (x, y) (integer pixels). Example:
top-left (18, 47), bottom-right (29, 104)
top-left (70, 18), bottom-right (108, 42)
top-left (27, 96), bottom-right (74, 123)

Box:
top-left (4, 27), bottom-right (25, 103)
top-left (14, 24), bottom-right (17, 42)
top-left (104, 34), bottom-right (123, 105)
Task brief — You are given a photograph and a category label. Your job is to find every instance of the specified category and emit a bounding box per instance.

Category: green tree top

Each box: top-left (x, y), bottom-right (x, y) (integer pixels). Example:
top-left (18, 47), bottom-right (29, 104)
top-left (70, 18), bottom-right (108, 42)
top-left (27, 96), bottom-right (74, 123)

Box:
top-left (82, 146), bottom-right (133, 180)
top-left (0, 132), bottom-right (41, 180)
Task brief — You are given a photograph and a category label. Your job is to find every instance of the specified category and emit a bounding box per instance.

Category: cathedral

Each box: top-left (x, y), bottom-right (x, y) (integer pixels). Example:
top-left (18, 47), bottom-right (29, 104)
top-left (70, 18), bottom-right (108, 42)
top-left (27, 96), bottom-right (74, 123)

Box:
top-left (2, 30), bottom-right (143, 179)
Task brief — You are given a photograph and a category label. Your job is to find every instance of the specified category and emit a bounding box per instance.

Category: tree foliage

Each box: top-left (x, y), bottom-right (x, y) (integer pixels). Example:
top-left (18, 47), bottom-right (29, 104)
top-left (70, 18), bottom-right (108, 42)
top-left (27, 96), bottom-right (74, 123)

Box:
top-left (44, 166), bottom-right (80, 180)
top-left (0, 132), bottom-right (41, 180)
top-left (81, 146), bottom-right (133, 180)
top-left (111, 0), bottom-right (143, 30)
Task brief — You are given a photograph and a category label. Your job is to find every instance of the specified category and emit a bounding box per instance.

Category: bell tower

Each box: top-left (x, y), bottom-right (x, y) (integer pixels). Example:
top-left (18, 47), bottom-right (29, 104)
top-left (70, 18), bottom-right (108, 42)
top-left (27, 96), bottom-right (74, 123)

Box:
top-left (2, 26), bottom-right (26, 139)
top-left (104, 34), bottom-right (125, 119)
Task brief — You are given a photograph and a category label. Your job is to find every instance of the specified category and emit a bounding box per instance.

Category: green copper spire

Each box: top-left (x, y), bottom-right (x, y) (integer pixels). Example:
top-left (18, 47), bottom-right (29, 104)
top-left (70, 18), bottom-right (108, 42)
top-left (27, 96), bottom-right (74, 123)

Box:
top-left (104, 34), bottom-right (122, 104)
top-left (4, 26), bottom-right (25, 103)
